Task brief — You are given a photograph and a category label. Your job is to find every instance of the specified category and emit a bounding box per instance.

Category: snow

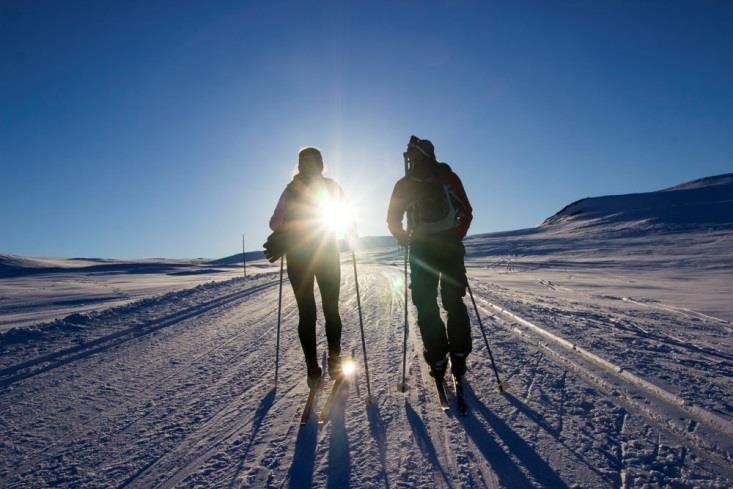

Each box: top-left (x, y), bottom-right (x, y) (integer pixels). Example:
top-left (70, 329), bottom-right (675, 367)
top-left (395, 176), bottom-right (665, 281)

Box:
top-left (0, 255), bottom-right (273, 331)
top-left (1, 173), bottom-right (732, 487)
top-left (543, 172), bottom-right (733, 229)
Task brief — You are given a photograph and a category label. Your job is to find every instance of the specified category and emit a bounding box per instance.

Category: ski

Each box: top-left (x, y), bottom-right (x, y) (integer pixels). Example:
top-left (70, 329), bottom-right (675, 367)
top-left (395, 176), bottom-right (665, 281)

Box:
top-left (318, 377), bottom-right (347, 425)
top-left (300, 383), bottom-right (321, 425)
top-left (435, 377), bottom-right (449, 411)
top-left (452, 375), bottom-right (468, 416)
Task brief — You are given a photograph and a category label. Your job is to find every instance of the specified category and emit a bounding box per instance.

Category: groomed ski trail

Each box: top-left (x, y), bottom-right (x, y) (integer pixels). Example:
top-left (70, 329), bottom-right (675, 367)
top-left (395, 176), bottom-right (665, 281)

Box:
top-left (1, 260), bottom-right (731, 487)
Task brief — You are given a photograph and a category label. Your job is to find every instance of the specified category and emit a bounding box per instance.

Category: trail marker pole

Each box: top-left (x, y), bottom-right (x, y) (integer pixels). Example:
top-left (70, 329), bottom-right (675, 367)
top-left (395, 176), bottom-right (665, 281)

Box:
top-left (242, 234), bottom-right (246, 278)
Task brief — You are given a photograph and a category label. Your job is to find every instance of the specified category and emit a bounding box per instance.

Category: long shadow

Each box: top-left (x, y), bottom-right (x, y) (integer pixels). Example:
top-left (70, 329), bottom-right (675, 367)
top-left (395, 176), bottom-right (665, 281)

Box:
top-left (463, 383), bottom-right (569, 488)
top-left (504, 392), bottom-right (558, 436)
top-left (228, 387), bottom-right (277, 488)
top-left (503, 392), bottom-right (610, 483)
top-left (287, 414), bottom-right (319, 488)
top-left (327, 383), bottom-right (351, 489)
top-left (366, 402), bottom-right (390, 489)
top-left (456, 406), bottom-right (535, 487)
top-left (404, 400), bottom-right (452, 487)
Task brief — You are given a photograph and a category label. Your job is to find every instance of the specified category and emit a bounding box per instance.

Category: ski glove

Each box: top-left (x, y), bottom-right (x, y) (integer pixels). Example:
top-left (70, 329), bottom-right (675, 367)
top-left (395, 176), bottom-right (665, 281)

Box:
top-left (263, 230), bottom-right (289, 263)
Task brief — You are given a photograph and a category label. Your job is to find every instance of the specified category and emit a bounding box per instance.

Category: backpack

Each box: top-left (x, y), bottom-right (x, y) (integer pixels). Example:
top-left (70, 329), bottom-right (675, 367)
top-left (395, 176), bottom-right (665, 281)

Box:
top-left (406, 164), bottom-right (461, 234)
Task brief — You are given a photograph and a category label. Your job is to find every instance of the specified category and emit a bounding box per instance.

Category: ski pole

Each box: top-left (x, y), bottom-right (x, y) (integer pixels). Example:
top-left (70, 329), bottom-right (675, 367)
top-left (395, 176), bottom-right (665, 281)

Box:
top-left (351, 249), bottom-right (374, 403)
top-left (398, 243), bottom-right (409, 392)
top-left (398, 150), bottom-right (412, 393)
top-left (273, 256), bottom-right (284, 386)
top-left (466, 281), bottom-right (506, 393)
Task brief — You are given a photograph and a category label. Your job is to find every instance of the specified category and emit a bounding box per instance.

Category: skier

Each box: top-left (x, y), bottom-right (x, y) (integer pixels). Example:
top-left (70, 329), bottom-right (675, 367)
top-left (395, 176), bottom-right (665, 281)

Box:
top-left (387, 136), bottom-right (474, 387)
top-left (264, 147), bottom-right (345, 389)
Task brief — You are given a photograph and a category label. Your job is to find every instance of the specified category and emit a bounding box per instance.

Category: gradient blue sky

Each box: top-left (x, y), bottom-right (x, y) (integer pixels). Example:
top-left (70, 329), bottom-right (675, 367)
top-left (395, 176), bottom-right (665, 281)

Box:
top-left (2, 1), bottom-right (731, 258)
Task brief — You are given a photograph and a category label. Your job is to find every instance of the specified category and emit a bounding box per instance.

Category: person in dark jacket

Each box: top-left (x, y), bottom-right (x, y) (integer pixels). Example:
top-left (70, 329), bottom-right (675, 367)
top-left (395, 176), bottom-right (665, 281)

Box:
top-left (268, 147), bottom-right (345, 387)
top-left (387, 136), bottom-right (473, 381)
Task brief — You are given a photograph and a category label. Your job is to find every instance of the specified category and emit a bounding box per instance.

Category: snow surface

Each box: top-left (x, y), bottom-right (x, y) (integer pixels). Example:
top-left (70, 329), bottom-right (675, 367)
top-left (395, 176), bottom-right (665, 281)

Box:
top-left (1, 174), bottom-right (732, 488)
top-left (0, 253), bottom-right (270, 331)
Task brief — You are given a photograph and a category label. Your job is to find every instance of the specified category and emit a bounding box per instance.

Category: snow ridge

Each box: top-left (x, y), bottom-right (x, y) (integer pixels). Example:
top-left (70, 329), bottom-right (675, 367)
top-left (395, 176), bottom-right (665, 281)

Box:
top-left (542, 172), bottom-right (733, 229)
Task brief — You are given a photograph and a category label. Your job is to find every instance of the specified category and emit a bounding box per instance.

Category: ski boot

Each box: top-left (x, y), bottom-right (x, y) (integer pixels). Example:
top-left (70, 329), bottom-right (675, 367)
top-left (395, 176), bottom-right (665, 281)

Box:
top-left (306, 358), bottom-right (322, 390)
top-left (425, 353), bottom-right (448, 381)
top-left (327, 353), bottom-right (342, 380)
top-left (450, 352), bottom-right (468, 378)
top-left (424, 352), bottom-right (449, 410)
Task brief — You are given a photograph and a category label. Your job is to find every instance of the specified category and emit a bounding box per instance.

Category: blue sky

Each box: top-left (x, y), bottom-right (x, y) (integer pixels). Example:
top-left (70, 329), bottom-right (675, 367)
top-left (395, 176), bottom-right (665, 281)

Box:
top-left (2, 1), bottom-right (731, 258)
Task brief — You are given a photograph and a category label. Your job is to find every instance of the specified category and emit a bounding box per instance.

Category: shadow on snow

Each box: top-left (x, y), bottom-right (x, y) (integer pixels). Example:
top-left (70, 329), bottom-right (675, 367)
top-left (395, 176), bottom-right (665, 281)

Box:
top-left (405, 400), bottom-right (453, 487)
top-left (462, 382), bottom-right (569, 488)
top-left (227, 387), bottom-right (277, 488)
top-left (366, 402), bottom-right (390, 489)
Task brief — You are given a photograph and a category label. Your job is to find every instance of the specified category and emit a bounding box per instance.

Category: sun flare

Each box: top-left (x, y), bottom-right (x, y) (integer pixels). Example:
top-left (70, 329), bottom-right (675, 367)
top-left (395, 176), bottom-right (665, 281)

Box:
top-left (391, 275), bottom-right (405, 292)
top-left (318, 197), bottom-right (353, 238)
top-left (341, 359), bottom-right (356, 376)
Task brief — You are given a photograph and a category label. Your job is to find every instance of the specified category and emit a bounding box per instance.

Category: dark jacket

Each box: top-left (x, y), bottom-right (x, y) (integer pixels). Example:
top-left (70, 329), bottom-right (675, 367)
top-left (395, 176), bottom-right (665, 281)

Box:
top-left (387, 163), bottom-right (473, 240)
top-left (270, 174), bottom-right (344, 233)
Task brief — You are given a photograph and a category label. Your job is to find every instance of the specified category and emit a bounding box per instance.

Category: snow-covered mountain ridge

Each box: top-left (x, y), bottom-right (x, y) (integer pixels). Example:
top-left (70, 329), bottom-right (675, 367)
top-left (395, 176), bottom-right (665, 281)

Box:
top-left (542, 172), bottom-right (733, 230)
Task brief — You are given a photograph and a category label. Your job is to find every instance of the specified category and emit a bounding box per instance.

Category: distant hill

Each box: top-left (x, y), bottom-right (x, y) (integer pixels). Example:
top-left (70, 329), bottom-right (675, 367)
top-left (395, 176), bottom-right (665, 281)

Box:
top-left (0, 255), bottom-right (206, 278)
top-left (542, 173), bottom-right (733, 230)
top-left (207, 250), bottom-right (265, 267)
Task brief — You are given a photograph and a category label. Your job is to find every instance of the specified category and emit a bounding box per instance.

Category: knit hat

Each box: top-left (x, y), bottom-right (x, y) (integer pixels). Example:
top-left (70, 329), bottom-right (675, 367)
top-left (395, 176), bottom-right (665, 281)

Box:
top-left (407, 135), bottom-right (436, 161)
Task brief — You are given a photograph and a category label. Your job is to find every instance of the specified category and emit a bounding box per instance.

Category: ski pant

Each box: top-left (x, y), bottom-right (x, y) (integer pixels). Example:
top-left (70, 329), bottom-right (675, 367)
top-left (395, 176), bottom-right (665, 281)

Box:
top-left (286, 243), bottom-right (342, 369)
top-left (409, 234), bottom-right (472, 366)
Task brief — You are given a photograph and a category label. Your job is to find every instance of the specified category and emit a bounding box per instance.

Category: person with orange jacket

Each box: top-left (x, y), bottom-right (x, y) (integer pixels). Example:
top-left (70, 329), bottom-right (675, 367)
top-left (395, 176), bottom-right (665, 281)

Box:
top-left (387, 136), bottom-right (473, 382)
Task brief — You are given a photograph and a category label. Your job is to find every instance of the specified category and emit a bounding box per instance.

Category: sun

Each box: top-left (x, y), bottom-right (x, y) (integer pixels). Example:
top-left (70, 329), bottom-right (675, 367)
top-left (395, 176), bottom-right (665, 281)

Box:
top-left (318, 197), bottom-right (353, 238)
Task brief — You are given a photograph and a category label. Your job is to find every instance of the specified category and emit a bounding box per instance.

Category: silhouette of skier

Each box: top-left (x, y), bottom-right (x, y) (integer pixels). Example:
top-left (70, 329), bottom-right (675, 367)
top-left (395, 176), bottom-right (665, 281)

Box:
top-left (264, 147), bottom-right (345, 387)
top-left (387, 136), bottom-right (473, 381)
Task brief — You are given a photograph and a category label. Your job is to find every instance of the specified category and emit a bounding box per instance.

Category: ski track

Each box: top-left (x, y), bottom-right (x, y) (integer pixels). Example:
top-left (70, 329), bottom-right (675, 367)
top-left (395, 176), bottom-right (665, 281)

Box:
top-left (1, 256), bottom-right (731, 488)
